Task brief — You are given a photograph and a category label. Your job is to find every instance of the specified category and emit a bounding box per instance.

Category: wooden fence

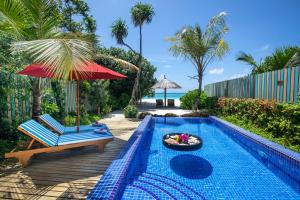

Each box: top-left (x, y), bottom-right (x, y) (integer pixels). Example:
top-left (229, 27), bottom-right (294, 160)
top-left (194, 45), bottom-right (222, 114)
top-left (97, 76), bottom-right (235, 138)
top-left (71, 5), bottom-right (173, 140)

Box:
top-left (0, 72), bottom-right (32, 123)
top-left (0, 72), bottom-right (77, 123)
top-left (204, 66), bottom-right (300, 103)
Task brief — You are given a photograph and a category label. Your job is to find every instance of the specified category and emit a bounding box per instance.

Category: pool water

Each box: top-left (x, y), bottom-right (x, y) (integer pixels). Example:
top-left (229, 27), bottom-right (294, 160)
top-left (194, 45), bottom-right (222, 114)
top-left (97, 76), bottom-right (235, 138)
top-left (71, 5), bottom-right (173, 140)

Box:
top-left (121, 117), bottom-right (300, 199)
top-left (143, 93), bottom-right (185, 100)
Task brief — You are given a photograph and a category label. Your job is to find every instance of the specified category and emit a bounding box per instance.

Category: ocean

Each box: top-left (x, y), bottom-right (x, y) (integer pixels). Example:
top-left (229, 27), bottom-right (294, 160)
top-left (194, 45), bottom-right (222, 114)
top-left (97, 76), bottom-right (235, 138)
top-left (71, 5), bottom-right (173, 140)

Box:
top-left (143, 93), bottom-right (185, 100)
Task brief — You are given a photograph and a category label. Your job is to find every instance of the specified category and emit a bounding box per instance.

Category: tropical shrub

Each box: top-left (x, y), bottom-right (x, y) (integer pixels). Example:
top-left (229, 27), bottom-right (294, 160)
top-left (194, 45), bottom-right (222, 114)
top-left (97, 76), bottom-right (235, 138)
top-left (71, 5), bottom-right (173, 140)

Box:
top-left (164, 113), bottom-right (179, 117)
top-left (137, 112), bottom-right (152, 119)
top-left (180, 90), bottom-right (218, 110)
top-left (181, 109), bottom-right (210, 117)
top-left (217, 98), bottom-right (300, 146)
top-left (123, 105), bottom-right (138, 118)
top-left (180, 90), bottom-right (207, 109)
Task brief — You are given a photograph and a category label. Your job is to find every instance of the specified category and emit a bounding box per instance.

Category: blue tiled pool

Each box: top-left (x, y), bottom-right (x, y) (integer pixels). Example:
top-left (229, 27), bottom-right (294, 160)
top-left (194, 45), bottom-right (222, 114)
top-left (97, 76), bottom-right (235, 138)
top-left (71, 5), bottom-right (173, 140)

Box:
top-left (88, 116), bottom-right (300, 200)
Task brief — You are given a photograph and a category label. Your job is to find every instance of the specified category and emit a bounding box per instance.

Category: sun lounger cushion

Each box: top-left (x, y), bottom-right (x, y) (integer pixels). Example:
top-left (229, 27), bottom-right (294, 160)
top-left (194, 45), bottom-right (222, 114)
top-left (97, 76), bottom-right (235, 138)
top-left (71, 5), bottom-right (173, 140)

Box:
top-left (19, 120), bottom-right (59, 147)
top-left (39, 114), bottom-right (66, 134)
top-left (64, 125), bottom-right (103, 134)
top-left (40, 114), bottom-right (107, 134)
top-left (58, 132), bottom-right (113, 145)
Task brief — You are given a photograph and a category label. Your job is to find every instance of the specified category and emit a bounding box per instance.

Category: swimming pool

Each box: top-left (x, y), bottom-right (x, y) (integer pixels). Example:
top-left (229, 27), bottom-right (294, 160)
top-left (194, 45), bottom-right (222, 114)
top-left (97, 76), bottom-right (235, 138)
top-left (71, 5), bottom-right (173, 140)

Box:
top-left (88, 116), bottom-right (300, 200)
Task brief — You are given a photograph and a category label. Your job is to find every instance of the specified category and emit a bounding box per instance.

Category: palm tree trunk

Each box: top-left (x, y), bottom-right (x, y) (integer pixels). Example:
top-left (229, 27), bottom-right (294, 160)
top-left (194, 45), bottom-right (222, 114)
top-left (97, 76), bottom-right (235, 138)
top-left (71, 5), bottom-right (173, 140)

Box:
top-left (31, 78), bottom-right (42, 120)
top-left (129, 24), bottom-right (143, 105)
top-left (194, 70), bottom-right (203, 110)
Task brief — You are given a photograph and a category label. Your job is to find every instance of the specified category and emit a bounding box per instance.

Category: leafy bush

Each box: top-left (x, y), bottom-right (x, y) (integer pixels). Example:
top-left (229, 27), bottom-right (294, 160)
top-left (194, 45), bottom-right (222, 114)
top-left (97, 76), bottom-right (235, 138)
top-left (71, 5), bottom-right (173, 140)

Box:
top-left (164, 113), bottom-right (178, 117)
top-left (217, 98), bottom-right (300, 146)
top-left (42, 102), bottom-right (59, 117)
top-left (137, 112), bottom-right (152, 119)
top-left (64, 115), bottom-right (76, 126)
top-left (180, 90), bottom-right (218, 110)
top-left (181, 109), bottom-right (210, 117)
top-left (123, 105), bottom-right (138, 118)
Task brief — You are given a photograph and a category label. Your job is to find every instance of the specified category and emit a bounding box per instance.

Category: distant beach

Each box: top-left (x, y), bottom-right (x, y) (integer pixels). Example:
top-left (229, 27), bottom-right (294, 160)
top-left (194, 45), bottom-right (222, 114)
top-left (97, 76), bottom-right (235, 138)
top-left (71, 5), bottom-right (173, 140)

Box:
top-left (143, 93), bottom-right (185, 99)
top-left (142, 93), bottom-right (185, 107)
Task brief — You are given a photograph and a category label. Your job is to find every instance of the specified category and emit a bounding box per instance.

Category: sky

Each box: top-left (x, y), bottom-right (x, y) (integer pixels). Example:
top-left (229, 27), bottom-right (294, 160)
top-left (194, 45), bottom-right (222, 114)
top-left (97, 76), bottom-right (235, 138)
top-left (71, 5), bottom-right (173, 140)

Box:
top-left (86, 0), bottom-right (300, 92)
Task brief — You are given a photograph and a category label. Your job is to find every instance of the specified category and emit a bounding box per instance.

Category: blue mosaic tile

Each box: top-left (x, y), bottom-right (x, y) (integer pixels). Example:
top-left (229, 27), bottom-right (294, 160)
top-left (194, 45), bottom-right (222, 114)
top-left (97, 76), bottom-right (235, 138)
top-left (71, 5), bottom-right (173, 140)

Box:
top-left (88, 116), bottom-right (300, 200)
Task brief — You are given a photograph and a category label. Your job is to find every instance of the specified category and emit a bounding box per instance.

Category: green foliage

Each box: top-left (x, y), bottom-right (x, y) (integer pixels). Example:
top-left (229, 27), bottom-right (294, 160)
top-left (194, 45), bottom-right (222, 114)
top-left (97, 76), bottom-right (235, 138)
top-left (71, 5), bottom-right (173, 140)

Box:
top-left (137, 112), bottom-right (152, 119)
top-left (236, 46), bottom-right (300, 74)
top-left (64, 115), bottom-right (76, 126)
top-left (131, 2), bottom-right (155, 27)
top-left (167, 12), bottom-right (229, 108)
top-left (42, 102), bottom-right (59, 116)
top-left (89, 80), bottom-right (111, 115)
top-left (180, 90), bottom-right (207, 109)
top-left (217, 98), bottom-right (300, 150)
top-left (96, 47), bottom-right (156, 110)
top-left (181, 110), bottom-right (210, 117)
top-left (59, 0), bottom-right (96, 34)
top-left (123, 105), bottom-right (138, 118)
top-left (0, 140), bottom-right (16, 161)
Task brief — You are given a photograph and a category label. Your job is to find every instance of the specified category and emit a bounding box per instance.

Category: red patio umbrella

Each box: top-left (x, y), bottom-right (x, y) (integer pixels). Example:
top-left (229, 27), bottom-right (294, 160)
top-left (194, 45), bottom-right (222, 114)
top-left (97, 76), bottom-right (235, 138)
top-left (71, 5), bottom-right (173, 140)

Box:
top-left (18, 63), bottom-right (126, 132)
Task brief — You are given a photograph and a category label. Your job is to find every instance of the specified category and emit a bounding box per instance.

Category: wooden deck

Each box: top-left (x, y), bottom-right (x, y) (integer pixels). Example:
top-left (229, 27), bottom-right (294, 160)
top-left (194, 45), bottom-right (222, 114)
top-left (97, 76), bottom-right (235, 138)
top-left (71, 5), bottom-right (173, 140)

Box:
top-left (0, 117), bottom-right (140, 200)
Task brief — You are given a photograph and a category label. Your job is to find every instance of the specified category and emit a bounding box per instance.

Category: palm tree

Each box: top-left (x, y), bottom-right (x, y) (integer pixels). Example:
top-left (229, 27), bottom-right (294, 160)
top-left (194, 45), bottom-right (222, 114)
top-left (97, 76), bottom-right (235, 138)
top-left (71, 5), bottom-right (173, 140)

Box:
top-left (236, 47), bottom-right (300, 74)
top-left (111, 19), bottom-right (137, 54)
top-left (111, 3), bottom-right (154, 105)
top-left (0, 0), bottom-right (137, 118)
top-left (167, 12), bottom-right (229, 109)
top-left (130, 2), bottom-right (155, 104)
top-left (236, 52), bottom-right (263, 73)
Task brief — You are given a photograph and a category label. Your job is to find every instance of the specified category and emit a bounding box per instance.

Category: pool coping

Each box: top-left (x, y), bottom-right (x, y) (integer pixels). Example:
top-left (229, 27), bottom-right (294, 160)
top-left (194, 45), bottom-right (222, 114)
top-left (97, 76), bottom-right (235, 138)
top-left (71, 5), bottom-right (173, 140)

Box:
top-left (88, 116), bottom-right (300, 199)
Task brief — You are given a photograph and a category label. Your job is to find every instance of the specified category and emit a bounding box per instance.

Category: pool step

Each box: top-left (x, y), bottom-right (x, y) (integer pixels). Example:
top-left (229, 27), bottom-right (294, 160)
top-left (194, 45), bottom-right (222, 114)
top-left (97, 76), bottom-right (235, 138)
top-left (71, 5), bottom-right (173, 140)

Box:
top-left (122, 185), bottom-right (157, 200)
top-left (142, 172), bottom-right (204, 200)
top-left (122, 172), bottom-right (204, 200)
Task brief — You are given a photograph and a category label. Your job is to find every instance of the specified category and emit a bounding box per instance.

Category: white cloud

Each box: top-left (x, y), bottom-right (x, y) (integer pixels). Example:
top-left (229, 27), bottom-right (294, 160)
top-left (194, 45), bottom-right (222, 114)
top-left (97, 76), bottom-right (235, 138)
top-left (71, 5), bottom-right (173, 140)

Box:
top-left (259, 44), bottom-right (270, 51)
top-left (229, 73), bottom-right (248, 79)
top-left (209, 67), bottom-right (224, 75)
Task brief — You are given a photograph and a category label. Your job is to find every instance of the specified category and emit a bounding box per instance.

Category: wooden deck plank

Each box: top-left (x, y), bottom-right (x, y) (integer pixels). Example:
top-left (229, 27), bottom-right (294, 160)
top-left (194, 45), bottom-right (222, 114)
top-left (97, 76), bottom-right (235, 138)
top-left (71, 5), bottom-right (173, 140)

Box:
top-left (0, 117), bottom-right (140, 199)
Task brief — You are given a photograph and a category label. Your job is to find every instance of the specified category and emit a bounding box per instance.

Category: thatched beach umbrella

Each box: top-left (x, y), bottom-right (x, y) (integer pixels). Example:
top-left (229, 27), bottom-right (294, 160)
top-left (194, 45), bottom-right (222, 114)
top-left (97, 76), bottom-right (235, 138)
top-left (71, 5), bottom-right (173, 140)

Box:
top-left (152, 75), bottom-right (181, 106)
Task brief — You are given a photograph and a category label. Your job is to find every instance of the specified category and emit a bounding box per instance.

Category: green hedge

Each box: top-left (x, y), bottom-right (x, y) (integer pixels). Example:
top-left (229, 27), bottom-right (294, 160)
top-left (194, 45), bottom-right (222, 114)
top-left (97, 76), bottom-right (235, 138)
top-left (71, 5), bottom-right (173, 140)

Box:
top-left (123, 105), bottom-right (138, 118)
top-left (180, 89), bottom-right (218, 110)
top-left (217, 98), bottom-right (300, 150)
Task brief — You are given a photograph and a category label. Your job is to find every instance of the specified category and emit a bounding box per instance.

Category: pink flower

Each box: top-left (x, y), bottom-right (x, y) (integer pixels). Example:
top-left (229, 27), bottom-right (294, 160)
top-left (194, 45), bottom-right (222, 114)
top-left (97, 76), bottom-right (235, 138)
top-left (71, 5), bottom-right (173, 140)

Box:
top-left (180, 134), bottom-right (189, 142)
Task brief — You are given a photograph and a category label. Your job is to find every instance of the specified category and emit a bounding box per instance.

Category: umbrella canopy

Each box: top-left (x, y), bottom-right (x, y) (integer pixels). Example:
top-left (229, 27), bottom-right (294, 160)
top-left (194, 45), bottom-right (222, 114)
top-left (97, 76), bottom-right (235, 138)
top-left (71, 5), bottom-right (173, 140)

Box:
top-left (18, 63), bottom-right (126, 132)
top-left (152, 75), bottom-right (181, 106)
top-left (18, 63), bottom-right (127, 80)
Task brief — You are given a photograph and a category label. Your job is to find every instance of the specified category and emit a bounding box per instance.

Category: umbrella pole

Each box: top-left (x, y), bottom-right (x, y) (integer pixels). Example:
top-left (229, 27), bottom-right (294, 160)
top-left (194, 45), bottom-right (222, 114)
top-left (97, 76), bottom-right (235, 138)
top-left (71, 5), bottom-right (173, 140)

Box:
top-left (164, 88), bottom-right (167, 107)
top-left (76, 80), bottom-right (80, 133)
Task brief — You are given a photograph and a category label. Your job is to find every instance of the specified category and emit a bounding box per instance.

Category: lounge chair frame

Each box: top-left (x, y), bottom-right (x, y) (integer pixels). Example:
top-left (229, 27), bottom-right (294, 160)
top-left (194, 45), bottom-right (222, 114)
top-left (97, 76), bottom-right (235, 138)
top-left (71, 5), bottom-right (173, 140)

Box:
top-left (5, 126), bottom-right (113, 167)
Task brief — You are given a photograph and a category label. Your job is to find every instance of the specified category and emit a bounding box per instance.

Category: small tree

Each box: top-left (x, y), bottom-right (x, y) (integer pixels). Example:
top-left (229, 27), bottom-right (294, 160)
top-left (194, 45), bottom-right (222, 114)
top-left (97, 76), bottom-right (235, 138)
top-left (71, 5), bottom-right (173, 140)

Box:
top-left (111, 2), bottom-right (155, 105)
top-left (167, 12), bottom-right (229, 109)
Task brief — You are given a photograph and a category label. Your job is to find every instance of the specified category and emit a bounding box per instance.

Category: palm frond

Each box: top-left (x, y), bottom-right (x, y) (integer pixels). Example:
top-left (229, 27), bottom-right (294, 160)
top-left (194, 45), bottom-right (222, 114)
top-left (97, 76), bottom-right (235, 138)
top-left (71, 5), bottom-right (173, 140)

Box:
top-left (95, 53), bottom-right (139, 72)
top-left (111, 19), bottom-right (128, 44)
top-left (0, 0), bottom-right (30, 39)
top-left (12, 38), bottom-right (94, 80)
top-left (131, 2), bottom-right (155, 26)
top-left (236, 52), bottom-right (259, 69)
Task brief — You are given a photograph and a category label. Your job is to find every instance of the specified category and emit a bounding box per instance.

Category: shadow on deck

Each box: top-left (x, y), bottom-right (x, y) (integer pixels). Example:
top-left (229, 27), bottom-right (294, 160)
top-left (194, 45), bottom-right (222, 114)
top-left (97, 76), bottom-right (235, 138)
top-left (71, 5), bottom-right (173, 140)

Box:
top-left (0, 118), bottom-right (140, 199)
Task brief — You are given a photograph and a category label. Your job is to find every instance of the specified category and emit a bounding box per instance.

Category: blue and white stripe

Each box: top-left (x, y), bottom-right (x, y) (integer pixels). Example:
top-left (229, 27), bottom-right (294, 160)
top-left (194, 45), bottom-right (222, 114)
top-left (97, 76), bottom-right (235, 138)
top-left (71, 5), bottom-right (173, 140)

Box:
top-left (64, 125), bottom-right (97, 134)
top-left (40, 114), bottom-right (65, 134)
top-left (19, 120), bottom-right (113, 147)
top-left (40, 114), bottom-right (108, 134)
top-left (58, 132), bottom-right (113, 145)
top-left (19, 120), bottom-right (59, 147)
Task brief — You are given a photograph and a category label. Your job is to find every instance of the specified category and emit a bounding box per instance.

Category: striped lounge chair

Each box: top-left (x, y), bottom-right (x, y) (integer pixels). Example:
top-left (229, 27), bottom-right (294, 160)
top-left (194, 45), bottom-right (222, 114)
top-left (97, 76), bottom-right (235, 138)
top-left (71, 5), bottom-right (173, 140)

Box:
top-left (5, 120), bottom-right (113, 167)
top-left (39, 114), bottom-right (107, 135)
